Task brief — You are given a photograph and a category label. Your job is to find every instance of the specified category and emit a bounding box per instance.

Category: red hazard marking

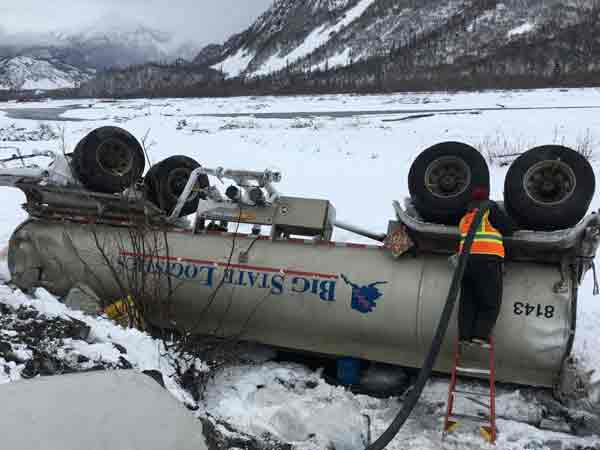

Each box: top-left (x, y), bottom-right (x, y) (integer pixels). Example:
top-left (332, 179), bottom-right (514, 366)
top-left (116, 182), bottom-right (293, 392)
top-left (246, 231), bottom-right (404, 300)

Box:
top-left (286, 238), bottom-right (308, 244)
top-left (315, 240), bottom-right (336, 246)
top-left (345, 243), bottom-right (373, 249)
top-left (194, 231), bottom-right (382, 249)
top-left (120, 251), bottom-right (339, 280)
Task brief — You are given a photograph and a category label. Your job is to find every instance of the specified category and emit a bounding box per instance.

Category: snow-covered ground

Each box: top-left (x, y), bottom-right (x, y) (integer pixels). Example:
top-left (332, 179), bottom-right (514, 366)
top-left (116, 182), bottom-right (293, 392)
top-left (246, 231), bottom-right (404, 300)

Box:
top-left (0, 285), bottom-right (198, 405)
top-left (1, 87), bottom-right (600, 449)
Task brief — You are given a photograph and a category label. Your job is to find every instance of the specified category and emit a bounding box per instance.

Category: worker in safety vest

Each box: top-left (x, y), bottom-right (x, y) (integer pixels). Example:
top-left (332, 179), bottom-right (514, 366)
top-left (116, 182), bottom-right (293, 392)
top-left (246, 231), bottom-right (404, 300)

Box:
top-left (458, 186), bottom-right (515, 348)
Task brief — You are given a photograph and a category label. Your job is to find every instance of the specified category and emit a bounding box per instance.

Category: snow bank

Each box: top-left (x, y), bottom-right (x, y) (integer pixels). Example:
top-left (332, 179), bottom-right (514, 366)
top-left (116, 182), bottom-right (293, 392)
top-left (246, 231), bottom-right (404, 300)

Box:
top-left (202, 362), bottom-right (600, 450)
top-left (202, 362), bottom-right (368, 449)
top-left (0, 284), bottom-right (198, 405)
top-left (573, 274), bottom-right (600, 385)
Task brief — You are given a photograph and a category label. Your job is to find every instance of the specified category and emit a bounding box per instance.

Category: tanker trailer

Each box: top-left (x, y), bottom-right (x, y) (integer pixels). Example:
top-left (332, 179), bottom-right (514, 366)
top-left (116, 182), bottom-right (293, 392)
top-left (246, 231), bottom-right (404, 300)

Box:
top-left (3, 128), bottom-right (599, 392)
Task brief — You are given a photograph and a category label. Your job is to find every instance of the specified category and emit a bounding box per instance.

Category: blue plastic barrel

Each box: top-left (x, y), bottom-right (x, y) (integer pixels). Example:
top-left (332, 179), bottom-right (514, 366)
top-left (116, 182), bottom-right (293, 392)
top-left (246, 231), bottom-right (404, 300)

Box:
top-left (337, 357), bottom-right (361, 386)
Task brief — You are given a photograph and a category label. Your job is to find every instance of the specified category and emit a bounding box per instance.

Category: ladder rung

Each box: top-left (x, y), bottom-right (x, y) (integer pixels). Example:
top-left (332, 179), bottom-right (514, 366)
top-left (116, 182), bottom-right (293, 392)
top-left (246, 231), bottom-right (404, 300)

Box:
top-left (456, 366), bottom-right (491, 376)
top-left (445, 338), bottom-right (496, 443)
top-left (454, 389), bottom-right (490, 398)
top-left (449, 413), bottom-right (491, 424)
top-left (460, 342), bottom-right (492, 351)
top-left (452, 394), bottom-right (491, 409)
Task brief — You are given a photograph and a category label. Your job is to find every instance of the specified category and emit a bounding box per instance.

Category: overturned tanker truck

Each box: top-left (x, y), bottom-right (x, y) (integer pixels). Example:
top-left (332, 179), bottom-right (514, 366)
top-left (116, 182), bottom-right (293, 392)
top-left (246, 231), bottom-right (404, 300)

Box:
top-left (3, 126), bottom-right (599, 393)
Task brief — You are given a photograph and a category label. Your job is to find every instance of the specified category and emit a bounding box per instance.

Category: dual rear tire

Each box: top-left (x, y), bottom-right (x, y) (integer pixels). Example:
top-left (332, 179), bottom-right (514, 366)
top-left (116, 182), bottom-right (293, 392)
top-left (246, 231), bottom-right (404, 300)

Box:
top-left (72, 127), bottom-right (145, 194)
top-left (143, 156), bottom-right (209, 217)
top-left (408, 142), bottom-right (489, 225)
top-left (504, 145), bottom-right (595, 231)
top-left (72, 127), bottom-right (207, 217)
top-left (408, 142), bottom-right (595, 230)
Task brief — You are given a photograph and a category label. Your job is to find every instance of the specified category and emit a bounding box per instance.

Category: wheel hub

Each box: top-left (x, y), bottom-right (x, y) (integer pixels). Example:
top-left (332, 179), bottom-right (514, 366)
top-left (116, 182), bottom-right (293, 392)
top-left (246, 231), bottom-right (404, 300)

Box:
top-left (523, 160), bottom-right (576, 206)
top-left (172, 176), bottom-right (187, 193)
top-left (440, 175), bottom-right (457, 192)
top-left (541, 181), bottom-right (557, 195)
top-left (424, 156), bottom-right (471, 198)
top-left (167, 168), bottom-right (199, 202)
top-left (96, 139), bottom-right (134, 177)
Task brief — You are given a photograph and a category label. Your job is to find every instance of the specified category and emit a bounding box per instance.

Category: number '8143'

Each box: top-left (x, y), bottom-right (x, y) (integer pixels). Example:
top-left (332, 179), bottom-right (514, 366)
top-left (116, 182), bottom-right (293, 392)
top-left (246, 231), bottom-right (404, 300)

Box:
top-left (513, 302), bottom-right (555, 319)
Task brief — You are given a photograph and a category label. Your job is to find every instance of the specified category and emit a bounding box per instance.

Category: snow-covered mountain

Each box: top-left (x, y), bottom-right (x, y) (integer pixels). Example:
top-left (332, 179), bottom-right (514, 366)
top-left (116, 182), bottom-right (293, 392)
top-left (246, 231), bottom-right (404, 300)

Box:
top-left (204, 0), bottom-right (380, 77)
top-left (51, 15), bottom-right (178, 69)
top-left (200, 0), bottom-right (594, 79)
top-left (0, 16), bottom-right (202, 91)
top-left (0, 56), bottom-right (92, 91)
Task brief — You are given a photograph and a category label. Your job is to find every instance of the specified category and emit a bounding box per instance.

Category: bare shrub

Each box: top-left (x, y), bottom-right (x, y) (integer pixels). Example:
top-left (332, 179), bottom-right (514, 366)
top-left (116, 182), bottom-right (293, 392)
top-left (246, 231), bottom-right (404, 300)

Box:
top-left (480, 128), bottom-right (597, 166)
top-left (478, 131), bottom-right (533, 166)
top-left (552, 127), bottom-right (597, 161)
top-left (219, 119), bottom-right (258, 131)
top-left (551, 125), bottom-right (567, 147)
top-left (575, 128), bottom-right (596, 161)
top-left (69, 219), bottom-right (249, 401)
top-left (37, 123), bottom-right (58, 140)
top-left (290, 118), bottom-right (315, 129)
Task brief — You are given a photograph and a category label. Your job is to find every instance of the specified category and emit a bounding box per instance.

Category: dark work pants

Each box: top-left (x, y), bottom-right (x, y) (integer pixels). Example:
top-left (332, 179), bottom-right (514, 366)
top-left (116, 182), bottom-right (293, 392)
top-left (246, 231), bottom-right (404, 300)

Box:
top-left (459, 255), bottom-right (503, 341)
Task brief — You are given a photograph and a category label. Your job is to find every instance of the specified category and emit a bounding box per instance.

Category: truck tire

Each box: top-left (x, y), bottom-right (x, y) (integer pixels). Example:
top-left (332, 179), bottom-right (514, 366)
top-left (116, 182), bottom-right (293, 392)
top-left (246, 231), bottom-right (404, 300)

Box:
top-left (72, 127), bottom-right (145, 194)
top-left (504, 145), bottom-right (595, 231)
top-left (144, 156), bottom-right (209, 217)
top-left (408, 142), bottom-right (490, 225)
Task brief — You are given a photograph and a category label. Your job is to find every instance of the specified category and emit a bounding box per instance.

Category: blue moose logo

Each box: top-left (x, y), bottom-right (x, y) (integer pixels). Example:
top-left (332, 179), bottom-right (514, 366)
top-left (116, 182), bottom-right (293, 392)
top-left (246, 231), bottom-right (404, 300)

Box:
top-left (341, 275), bottom-right (388, 314)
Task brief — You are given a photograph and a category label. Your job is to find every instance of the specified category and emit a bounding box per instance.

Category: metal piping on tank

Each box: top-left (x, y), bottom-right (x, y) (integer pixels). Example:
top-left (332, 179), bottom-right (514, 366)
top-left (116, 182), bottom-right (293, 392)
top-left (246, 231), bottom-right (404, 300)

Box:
top-left (167, 166), bottom-right (282, 221)
top-left (166, 164), bottom-right (386, 243)
top-left (334, 220), bottom-right (386, 242)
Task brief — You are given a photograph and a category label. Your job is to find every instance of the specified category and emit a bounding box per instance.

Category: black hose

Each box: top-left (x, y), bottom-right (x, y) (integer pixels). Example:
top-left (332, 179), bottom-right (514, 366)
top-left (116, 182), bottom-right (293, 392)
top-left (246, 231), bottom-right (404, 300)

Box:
top-left (365, 202), bottom-right (489, 450)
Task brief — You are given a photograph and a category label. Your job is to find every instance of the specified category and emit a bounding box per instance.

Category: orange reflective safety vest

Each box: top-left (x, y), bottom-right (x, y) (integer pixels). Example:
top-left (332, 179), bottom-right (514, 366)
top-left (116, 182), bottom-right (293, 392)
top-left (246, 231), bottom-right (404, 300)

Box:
top-left (459, 208), bottom-right (505, 258)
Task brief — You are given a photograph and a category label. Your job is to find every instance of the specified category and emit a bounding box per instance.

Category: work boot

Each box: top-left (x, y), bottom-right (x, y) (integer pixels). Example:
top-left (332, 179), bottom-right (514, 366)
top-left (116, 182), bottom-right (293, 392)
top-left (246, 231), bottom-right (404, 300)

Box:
top-left (470, 338), bottom-right (491, 349)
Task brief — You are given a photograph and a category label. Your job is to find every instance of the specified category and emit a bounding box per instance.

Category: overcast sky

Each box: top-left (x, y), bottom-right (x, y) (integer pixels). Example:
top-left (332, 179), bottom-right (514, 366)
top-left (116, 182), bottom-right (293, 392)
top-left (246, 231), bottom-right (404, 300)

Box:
top-left (0, 0), bottom-right (273, 45)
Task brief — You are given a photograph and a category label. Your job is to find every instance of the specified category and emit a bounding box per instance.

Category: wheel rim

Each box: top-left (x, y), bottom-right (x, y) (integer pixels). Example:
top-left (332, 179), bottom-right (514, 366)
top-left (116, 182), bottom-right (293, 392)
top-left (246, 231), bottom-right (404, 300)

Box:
top-left (523, 160), bottom-right (576, 206)
top-left (96, 139), bottom-right (134, 177)
top-left (424, 156), bottom-right (472, 198)
top-left (167, 168), bottom-right (199, 202)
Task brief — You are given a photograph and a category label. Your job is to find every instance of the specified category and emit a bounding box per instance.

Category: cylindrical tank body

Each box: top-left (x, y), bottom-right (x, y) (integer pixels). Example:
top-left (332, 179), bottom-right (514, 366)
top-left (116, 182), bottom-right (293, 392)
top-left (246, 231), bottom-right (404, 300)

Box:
top-left (8, 219), bottom-right (573, 387)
